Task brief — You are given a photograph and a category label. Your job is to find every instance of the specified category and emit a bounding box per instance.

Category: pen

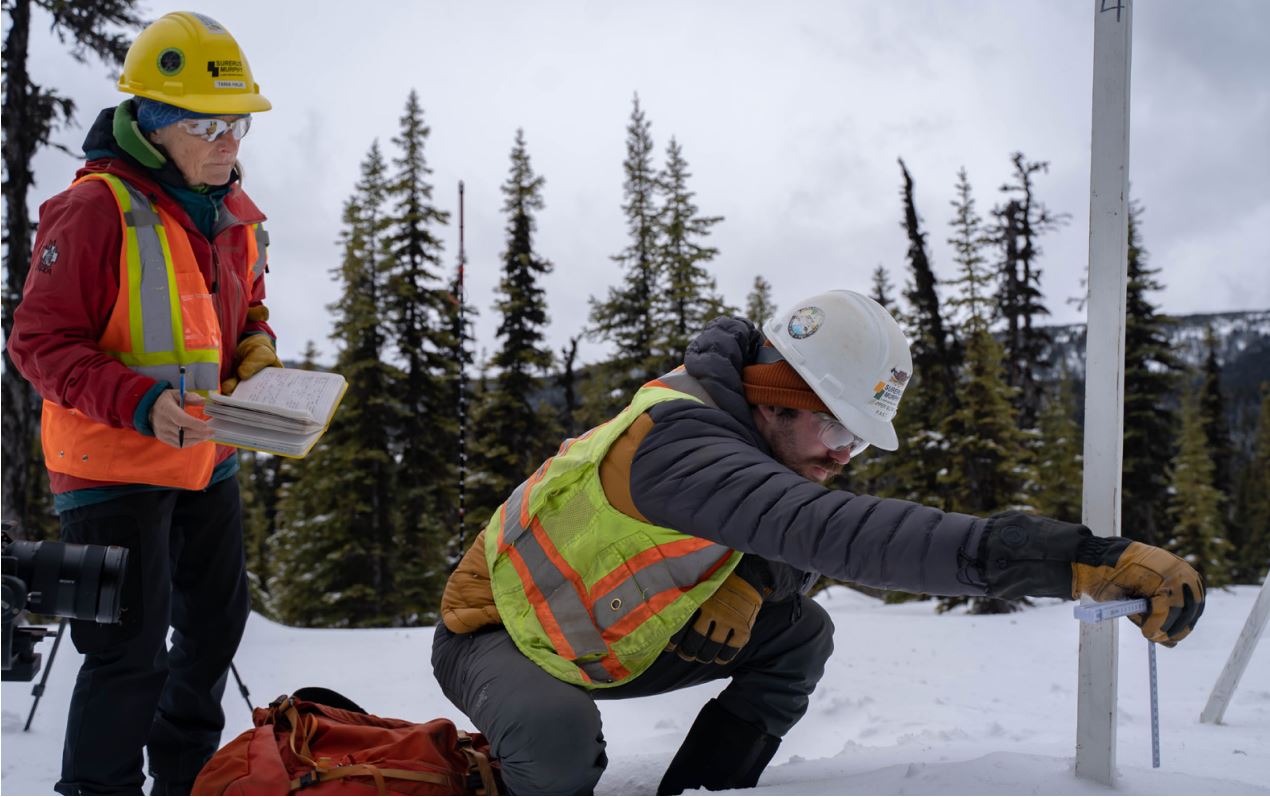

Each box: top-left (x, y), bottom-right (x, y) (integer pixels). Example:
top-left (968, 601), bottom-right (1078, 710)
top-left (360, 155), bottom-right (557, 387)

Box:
top-left (178, 365), bottom-right (186, 448)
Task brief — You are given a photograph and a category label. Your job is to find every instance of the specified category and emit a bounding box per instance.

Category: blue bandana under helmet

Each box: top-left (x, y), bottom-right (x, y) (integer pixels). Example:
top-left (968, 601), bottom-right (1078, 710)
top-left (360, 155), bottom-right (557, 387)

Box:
top-left (135, 98), bottom-right (224, 134)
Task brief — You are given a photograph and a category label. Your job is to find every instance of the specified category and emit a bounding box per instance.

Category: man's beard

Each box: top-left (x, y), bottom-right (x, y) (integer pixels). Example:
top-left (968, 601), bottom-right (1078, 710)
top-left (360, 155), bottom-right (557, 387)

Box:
top-left (798, 458), bottom-right (844, 484)
top-left (768, 420), bottom-right (845, 484)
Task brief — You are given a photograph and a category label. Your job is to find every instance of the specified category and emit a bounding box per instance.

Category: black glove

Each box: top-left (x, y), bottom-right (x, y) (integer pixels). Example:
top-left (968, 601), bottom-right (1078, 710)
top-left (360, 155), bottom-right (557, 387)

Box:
top-left (982, 511), bottom-right (1205, 646)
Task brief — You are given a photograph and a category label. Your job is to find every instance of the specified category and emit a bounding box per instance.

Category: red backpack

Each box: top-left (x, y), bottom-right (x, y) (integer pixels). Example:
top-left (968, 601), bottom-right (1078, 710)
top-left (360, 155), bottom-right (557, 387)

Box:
top-left (192, 690), bottom-right (500, 795)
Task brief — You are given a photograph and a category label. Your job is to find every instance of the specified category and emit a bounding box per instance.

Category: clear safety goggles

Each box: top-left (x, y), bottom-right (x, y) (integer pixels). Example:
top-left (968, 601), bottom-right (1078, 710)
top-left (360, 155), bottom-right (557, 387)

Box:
top-left (176, 116), bottom-right (252, 143)
top-left (812, 411), bottom-right (870, 457)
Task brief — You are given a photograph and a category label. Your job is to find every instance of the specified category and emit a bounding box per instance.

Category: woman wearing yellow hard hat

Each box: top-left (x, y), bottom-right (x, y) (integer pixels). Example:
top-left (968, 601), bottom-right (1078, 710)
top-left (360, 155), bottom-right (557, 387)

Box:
top-left (8, 11), bottom-right (280, 795)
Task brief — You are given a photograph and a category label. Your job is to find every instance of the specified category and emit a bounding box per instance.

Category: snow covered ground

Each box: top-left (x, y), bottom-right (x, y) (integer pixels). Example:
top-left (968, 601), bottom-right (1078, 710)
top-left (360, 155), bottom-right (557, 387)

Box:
top-left (4, 584), bottom-right (1267, 795)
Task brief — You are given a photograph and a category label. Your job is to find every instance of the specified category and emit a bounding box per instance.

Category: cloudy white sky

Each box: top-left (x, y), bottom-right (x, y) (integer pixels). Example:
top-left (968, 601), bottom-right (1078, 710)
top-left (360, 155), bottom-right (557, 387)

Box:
top-left (22, 0), bottom-right (1270, 366)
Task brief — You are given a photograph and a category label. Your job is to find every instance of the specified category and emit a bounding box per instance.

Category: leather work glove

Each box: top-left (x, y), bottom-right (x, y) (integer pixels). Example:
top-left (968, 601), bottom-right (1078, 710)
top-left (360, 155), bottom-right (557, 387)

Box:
top-left (1073, 539), bottom-right (1205, 647)
top-left (666, 572), bottom-right (763, 665)
top-left (221, 334), bottom-right (282, 395)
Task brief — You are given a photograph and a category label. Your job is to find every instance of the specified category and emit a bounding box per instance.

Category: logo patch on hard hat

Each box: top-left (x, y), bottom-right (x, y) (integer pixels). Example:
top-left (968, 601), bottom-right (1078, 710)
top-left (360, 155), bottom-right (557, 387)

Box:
top-left (157, 48), bottom-right (184, 76)
top-left (869, 367), bottom-right (909, 418)
top-left (788, 306), bottom-right (824, 339)
top-left (206, 60), bottom-right (245, 79)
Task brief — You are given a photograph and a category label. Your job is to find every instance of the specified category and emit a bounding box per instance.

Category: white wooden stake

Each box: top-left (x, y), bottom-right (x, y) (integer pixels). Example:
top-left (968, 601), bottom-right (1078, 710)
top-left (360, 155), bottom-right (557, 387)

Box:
top-left (1077, 0), bottom-right (1133, 786)
top-left (1200, 574), bottom-right (1270, 725)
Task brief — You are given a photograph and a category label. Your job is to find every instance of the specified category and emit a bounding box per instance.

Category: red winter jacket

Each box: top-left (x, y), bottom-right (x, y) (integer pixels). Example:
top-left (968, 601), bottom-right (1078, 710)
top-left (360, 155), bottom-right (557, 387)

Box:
top-left (7, 151), bottom-right (274, 494)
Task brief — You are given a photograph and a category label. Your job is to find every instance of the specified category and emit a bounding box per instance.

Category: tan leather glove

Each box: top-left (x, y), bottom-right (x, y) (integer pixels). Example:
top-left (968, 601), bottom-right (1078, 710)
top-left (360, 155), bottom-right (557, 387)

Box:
top-left (666, 572), bottom-right (763, 665)
top-left (1073, 540), bottom-right (1205, 646)
top-left (221, 334), bottom-right (282, 395)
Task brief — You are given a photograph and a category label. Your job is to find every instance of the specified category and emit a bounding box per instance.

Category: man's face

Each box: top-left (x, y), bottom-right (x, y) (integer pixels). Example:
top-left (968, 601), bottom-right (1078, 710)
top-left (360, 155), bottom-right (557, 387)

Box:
top-left (753, 406), bottom-right (854, 484)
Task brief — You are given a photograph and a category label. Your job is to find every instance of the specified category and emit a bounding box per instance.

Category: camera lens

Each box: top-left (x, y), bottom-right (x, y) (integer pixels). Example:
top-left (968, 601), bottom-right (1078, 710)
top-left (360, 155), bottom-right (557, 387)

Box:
top-left (10, 540), bottom-right (128, 624)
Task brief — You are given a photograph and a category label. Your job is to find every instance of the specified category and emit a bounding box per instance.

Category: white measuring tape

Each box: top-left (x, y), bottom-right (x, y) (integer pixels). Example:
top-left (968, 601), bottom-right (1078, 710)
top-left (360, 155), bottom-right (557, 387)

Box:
top-left (1074, 598), bottom-right (1160, 769)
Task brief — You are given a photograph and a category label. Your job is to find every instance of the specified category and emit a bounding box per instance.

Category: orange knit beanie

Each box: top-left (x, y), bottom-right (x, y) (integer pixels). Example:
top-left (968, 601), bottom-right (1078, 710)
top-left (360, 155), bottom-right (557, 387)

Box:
top-left (741, 348), bottom-right (830, 413)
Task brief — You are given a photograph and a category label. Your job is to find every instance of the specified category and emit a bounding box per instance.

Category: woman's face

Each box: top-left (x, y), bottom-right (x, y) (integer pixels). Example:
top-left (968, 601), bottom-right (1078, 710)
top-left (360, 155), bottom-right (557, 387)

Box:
top-left (148, 116), bottom-right (245, 187)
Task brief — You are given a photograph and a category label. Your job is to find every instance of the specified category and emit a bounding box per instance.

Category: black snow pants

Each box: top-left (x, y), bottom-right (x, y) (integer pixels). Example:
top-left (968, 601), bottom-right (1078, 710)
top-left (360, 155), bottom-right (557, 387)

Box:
top-left (53, 477), bottom-right (250, 796)
top-left (430, 595), bottom-right (834, 795)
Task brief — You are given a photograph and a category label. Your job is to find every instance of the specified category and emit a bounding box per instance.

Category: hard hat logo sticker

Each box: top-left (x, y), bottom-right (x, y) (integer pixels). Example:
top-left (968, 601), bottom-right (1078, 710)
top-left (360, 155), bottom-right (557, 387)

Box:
top-left (871, 367), bottom-right (909, 416)
top-left (788, 306), bottom-right (825, 340)
top-left (157, 48), bottom-right (184, 76)
top-left (206, 60), bottom-right (245, 79)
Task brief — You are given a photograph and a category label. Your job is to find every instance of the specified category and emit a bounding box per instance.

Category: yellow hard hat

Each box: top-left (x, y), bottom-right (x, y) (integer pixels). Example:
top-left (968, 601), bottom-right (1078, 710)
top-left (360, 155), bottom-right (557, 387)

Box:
top-left (117, 11), bottom-right (271, 115)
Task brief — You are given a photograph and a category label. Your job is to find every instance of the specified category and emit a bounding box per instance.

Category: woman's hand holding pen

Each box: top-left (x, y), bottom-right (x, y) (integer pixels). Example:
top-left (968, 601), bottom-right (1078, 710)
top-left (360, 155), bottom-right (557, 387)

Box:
top-left (150, 389), bottom-right (211, 449)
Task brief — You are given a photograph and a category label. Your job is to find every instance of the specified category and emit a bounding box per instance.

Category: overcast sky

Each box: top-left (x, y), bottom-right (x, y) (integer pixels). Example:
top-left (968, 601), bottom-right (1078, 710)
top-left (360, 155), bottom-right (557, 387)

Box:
top-left (23, 0), bottom-right (1270, 366)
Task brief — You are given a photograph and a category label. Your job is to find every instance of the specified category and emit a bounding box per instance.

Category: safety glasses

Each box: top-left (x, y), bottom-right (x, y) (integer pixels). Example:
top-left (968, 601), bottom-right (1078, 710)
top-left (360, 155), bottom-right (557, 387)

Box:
top-left (812, 411), bottom-right (870, 457)
top-left (176, 116), bottom-right (252, 143)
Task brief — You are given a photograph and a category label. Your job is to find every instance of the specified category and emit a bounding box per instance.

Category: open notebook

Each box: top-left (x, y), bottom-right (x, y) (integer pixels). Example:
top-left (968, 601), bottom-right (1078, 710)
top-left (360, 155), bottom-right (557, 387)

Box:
top-left (205, 367), bottom-right (347, 457)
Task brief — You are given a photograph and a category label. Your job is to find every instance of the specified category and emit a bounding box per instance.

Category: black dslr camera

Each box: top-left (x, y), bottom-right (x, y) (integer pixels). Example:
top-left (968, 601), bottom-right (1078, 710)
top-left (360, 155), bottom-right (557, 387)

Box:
top-left (1, 520), bottom-right (128, 681)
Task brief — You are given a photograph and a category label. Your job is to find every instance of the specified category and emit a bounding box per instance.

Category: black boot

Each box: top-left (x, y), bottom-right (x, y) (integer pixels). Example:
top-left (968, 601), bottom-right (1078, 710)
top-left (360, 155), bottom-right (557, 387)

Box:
top-left (656, 699), bottom-right (781, 795)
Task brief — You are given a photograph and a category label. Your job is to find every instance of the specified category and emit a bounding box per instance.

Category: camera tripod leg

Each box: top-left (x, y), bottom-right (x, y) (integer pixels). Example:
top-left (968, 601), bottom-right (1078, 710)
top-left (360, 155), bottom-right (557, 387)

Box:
top-left (24, 618), bottom-right (68, 732)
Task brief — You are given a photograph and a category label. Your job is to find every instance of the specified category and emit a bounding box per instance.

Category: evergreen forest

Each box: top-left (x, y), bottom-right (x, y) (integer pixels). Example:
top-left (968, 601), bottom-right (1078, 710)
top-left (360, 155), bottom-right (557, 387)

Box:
top-left (4, 30), bottom-right (1267, 626)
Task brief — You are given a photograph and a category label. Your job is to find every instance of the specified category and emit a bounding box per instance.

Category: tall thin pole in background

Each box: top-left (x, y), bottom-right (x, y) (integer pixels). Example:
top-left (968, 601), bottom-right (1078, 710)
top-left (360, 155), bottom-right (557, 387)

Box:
top-left (455, 181), bottom-right (469, 557)
top-left (1076, 0), bottom-right (1132, 785)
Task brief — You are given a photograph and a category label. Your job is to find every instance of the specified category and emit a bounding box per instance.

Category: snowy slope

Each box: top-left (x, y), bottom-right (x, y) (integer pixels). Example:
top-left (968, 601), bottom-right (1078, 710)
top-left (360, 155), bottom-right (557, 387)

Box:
top-left (3, 585), bottom-right (1267, 795)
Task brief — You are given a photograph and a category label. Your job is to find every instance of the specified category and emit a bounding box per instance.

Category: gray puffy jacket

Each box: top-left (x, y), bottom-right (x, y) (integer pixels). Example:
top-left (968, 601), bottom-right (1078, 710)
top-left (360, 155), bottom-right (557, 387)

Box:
top-left (630, 317), bottom-right (1086, 601)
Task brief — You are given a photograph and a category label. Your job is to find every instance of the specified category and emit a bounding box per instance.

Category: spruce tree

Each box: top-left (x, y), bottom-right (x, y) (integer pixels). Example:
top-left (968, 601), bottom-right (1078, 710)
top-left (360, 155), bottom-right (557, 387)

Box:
top-left (870, 265), bottom-right (896, 312)
top-left (898, 159), bottom-right (960, 392)
top-left (943, 168), bottom-right (993, 331)
top-left (588, 94), bottom-right (663, 410)
top-left (1200, 326), bottom-right (1234, 502)
top-left (271, 144), bottom-right (400, 627)
top-left (938, 167), bottom-right (1033, 614)
top-left (1122, 202), bottom-right (1179, 546)
top-left (1232, 389), bottom-right (1270, 584)
top-left (1033, 373), bottom-right (1084, 523)
top-left (655, 136), bottom-right (727, 367)
top-left (558, 335), bottom-right (582, 437)
top-left (873, 159), bottom-right (960, 508)
top-left (252, 341), bottom-right (319, 621)
top-left (745, 275), bottom-right (777, 328)
top-left (383, 90), bottom-right (453, 623)
top-left (469, 129), bottom-right (560, 526)
top-left (2, 0), bottom-right (142, 537)
top-left (1167, 376), bottom-right (1231, 586)
top-left (991, 153), bottom-right (1065, 429)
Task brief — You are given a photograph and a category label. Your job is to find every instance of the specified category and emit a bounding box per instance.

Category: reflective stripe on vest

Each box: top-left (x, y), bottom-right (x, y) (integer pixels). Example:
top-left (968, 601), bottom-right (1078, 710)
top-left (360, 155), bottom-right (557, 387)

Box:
top-left (488, 370), bottom-right (743, 687)
top-left (642, 366), bottom-right (718, 408)
top-left (251, 223), bottom-right (269, 279)
top-left (93, 174), bottom-right (221, 392)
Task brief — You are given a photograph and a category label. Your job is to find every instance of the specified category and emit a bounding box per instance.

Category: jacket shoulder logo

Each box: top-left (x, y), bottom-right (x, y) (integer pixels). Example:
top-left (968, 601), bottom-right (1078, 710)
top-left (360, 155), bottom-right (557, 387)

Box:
top-left (38, 241), bottom-right (58, 273)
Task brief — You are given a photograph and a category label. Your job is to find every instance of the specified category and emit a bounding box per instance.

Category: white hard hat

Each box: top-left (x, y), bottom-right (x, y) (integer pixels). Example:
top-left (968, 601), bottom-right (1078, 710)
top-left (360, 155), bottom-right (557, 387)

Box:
top-left (762, 290), bottom-right (913, 451)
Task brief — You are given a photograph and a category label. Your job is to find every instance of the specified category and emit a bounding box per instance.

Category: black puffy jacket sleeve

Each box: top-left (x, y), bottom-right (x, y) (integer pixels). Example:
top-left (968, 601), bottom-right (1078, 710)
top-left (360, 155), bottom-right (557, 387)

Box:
top-left (629, 399), bottom-right (992, 597)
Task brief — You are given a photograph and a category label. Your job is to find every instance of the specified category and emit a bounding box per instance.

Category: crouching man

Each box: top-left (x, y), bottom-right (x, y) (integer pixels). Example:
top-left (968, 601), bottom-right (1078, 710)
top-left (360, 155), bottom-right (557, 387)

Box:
top-left (432, 290), bottom-right (1204, 795)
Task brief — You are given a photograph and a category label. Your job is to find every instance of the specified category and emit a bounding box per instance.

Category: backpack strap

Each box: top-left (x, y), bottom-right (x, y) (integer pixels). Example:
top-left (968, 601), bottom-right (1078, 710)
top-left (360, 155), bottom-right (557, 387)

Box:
top-left (457, 731), bottom-right (500, 795)
top-left (290, 764), bottom-right (452, 794)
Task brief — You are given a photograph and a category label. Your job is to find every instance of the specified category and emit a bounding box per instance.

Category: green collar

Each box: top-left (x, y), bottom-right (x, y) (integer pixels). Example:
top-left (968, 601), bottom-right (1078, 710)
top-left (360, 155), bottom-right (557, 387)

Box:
top-left (112, 100), bottom-right (168, 170)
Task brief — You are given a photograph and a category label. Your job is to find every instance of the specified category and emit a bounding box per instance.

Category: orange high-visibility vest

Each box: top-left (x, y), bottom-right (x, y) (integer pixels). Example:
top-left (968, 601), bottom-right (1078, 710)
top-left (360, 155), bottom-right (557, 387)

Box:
top-left (40, 172), bottom-right (261, 490)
